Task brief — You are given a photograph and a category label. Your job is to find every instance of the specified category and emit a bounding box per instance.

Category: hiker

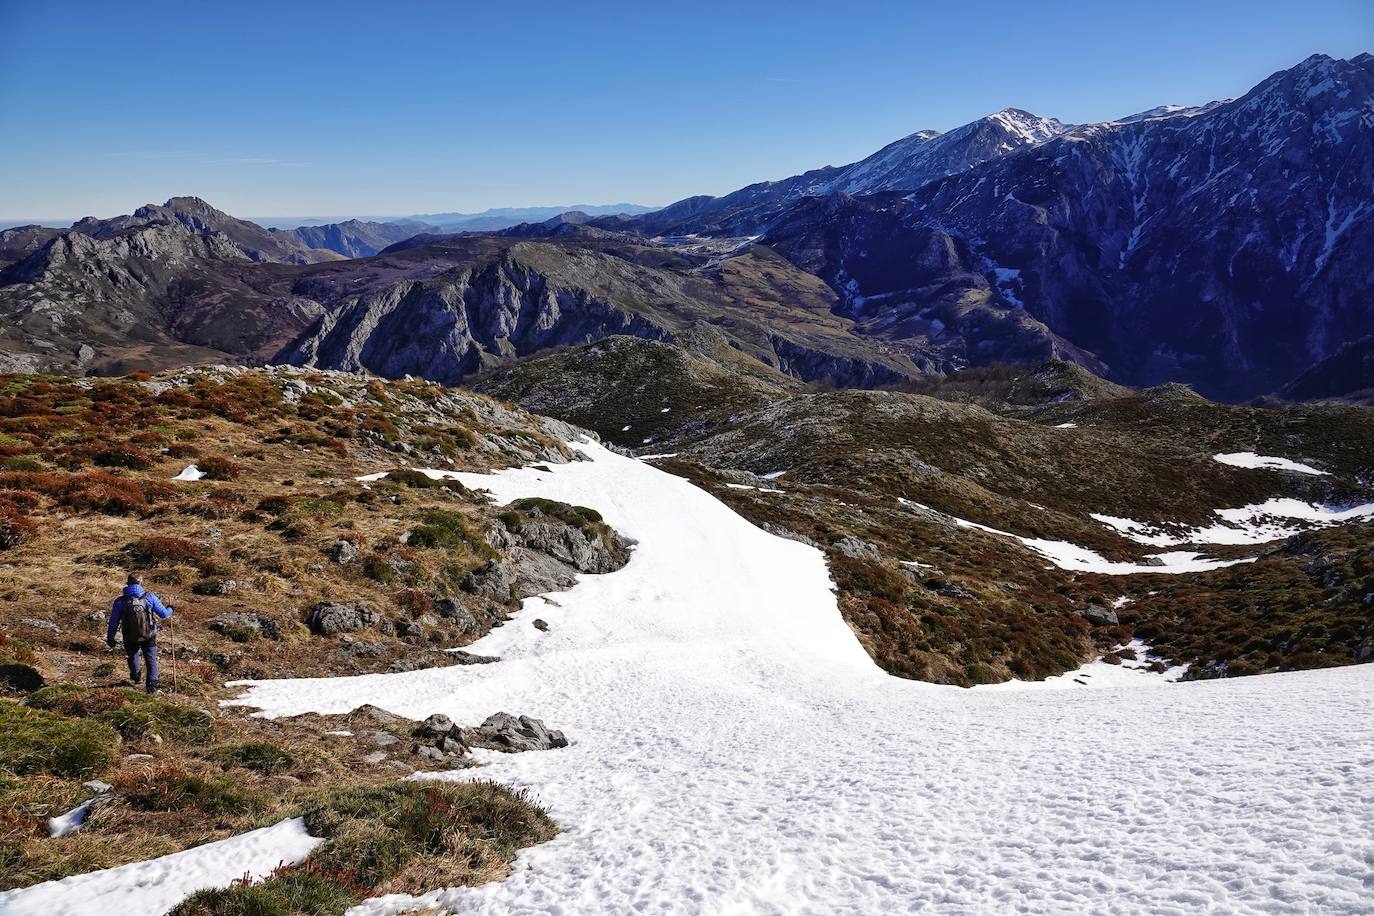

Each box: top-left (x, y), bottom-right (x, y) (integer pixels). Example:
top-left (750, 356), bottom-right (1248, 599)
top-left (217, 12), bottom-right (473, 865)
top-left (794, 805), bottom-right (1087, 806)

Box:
top-left (106, 572), bottom-right (174, 693)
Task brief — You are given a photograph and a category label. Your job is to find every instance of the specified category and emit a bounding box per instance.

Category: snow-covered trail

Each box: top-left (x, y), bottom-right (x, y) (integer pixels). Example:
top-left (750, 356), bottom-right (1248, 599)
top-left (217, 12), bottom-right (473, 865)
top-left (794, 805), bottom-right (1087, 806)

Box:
top-left (214, 441), bottom-right (1374, 915)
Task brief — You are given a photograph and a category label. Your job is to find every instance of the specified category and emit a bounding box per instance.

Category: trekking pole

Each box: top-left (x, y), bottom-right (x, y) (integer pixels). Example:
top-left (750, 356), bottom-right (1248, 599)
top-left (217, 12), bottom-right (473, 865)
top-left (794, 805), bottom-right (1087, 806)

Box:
top-left (168, 612), bottom-right (177, 692)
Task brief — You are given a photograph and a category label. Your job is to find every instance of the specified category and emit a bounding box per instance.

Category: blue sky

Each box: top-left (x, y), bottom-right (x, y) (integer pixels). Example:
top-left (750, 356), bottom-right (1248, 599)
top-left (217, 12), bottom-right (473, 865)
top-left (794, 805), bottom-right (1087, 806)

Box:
top-left (0, 0), bottom-right (1369, 221)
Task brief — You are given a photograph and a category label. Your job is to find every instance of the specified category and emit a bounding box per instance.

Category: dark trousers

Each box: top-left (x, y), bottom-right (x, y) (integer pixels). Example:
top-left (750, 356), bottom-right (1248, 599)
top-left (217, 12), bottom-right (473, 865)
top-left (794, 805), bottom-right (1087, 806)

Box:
top-left (125, 638), bottom-right (159, 691)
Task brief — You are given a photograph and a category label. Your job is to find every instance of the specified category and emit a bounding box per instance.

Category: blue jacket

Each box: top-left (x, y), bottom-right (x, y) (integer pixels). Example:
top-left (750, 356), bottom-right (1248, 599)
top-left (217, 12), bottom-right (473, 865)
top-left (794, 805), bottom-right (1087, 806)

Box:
top-left (107, 584), bottom-right (173, 644)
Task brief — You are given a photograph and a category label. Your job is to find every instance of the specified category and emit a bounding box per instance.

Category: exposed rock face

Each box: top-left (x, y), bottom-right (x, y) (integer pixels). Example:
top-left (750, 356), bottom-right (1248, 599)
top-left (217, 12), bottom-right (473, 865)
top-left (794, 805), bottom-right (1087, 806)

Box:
top-left (280, 249), bottom-right (676, 385)
top-left (286, 219), bottom-right (434, 258)
top-left (460, 560), bottom-right (516, 604)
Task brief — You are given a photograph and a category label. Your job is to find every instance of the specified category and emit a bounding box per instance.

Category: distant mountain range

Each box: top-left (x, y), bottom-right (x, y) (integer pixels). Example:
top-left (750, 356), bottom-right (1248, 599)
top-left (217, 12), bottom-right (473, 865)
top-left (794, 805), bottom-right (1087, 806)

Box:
top-left (0, 53), bottom-right (1369, 402)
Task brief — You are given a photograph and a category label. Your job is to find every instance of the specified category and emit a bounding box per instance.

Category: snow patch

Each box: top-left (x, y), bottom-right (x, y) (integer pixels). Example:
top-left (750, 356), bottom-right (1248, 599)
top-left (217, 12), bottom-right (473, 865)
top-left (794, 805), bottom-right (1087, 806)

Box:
top-left (1093, 498), bottom-right (1374, 547)
top-left (899, 498), bottom-right (1252, 574)
top-left (1213, 452), bottom-right (1329, 476)
top-left (171, 464), bottom-right (204, 481)
top-left (1, 818), bottom-right (321, 916)
top-left (973, 640), bottom-right (1184, 691)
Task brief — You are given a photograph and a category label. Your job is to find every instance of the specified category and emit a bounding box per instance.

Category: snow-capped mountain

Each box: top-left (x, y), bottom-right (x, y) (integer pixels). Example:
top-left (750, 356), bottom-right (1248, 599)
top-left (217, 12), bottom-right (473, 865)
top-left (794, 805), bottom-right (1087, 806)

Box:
top-left (614, 109), bottom-right (1068, 237)
top-left (821, 108), bottom-right (1066, 195)
top-left (718, 53), bottom-right (1373, 399)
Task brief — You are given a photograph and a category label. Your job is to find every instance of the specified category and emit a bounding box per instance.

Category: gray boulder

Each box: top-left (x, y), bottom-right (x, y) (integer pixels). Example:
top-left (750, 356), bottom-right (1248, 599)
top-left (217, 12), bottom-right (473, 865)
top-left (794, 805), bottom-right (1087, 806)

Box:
top-left (433, 595), bottom-right (504, 637)
top-left (328, 540), bottom-right (358, 565)
top-left (515, 518), bottom-right (629, 574)
top-left (308, 602), bottom-right (376, 635)
top-left (1080, 605), bottom-right (1120, 627)
top-left (420, 713), bottom-right (455, 736)
top-left (468, 712), bottom-right (568, 753)
top-left (209, 612), bottom-right (281, 641)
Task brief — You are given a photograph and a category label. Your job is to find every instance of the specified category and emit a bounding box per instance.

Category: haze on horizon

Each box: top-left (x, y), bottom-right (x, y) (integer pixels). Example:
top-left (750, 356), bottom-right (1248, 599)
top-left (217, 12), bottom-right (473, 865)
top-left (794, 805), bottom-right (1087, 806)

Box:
top-left (0, 0), bottom-right (1369, 222)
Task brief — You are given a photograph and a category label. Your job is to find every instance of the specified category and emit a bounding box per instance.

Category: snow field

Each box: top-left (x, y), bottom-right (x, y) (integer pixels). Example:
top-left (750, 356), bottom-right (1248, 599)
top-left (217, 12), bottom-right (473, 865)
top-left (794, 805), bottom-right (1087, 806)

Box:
top-left (211, 441), bottom-right (1372, 915)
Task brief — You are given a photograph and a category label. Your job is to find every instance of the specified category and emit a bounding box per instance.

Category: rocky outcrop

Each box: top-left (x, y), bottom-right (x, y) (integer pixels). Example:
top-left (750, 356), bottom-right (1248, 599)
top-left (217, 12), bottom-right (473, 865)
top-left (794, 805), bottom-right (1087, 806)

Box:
top-left (279, 249), bottom-right (677, 386)
top-left (467, 712), bottom-right (569, 753)
top-left (407, 711), bottom-right (568, 763)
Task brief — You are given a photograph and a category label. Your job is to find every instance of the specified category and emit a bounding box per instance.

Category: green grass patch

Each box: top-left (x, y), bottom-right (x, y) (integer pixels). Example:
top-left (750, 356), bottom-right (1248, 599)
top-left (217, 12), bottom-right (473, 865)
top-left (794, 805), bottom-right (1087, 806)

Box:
top-left (170, 781), bottom-right (556, 914)
top-left (208, 742), bottom-right (295, 775)
top-left (26, 685), bottom-right (214, 742)
top-left (0, 701), bottom-right (117, 777)
top-left (509, 497), bottom-right (602, 529)
top-left (118, 763), bottom-right (266, 816)
top-left (169, 871), bottom-right (356, 916)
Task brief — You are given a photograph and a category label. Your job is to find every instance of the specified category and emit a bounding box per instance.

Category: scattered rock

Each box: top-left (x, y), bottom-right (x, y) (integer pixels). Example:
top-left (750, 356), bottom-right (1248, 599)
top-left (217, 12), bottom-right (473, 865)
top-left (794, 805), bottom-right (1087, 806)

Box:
top-left (833, 537), bottom-right (880, 561)
top-left (385, 652), bottom-right (455, 673)
top-left (209, 612), bottom-right (281, 641)
top-left (432, 595), bottom-right (504, 636)
top-left (1080, 605), bottom-right (1120, 627)
top-left (308, 602), bottom-right (376, 636)
top-left (533, 618), bottom-right (549, 632)
top-left (468, 712), bottom-right (568, 753)
top-left (362, 751), bottom-right (388, 765)
top-left (413, 745), bottom-right (444, 763)
top-left (450, 650), bottom-right (500, 665)
top-left (195, 578), bottom-right (254, 597)
top-left (923, 579), bottom-right (974, 599)
top-left (366, 730), bottom-right (401, 748)
top-left (353, 704), bottom-right (410, 728)
top-left (82, 780), bottom-right (113, 794)
top-left (341, 640), bottom-right (388, 658)
top-left (420, 713), bottom-right (455, 736)
top-left (328, 540), bottom-right (358, 565)
top-left (18, 618), bottom-right (59, 633)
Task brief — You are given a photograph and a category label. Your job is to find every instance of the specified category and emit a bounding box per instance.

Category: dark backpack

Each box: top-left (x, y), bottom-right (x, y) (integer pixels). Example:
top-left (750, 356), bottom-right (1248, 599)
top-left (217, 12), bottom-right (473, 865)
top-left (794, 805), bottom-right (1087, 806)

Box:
top-left (120, 595), bottom-right (157, 644)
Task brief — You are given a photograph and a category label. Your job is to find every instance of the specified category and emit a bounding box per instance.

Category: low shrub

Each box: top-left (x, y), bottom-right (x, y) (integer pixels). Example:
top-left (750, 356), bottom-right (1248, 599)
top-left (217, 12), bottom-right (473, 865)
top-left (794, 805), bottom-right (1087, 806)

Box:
top-left (208, 742), bottom-right (294, 774)
top-left (127, 536), bottom-right (208, 567)
top-left (90, 446), bottom-right (155, 471)
top-left (118, 763), bottom-right (266, 816)
top-left (509, 497), bottom-right (602, 528)
top-left (360, 554), bottom-right (396, 583)
top-left (0, 506), bottom-right (36, 550)
top-left (197, 456), bottom-right (241, 481)
top-left (296, 781), bottom-right (557, 896)
top-left (407, 510), bottom-right (493, 558)
top-left (169, 870), bottom-right (356, 916)
top-left (26, 685), bottom-right (214, 742)
top-left (0, 701), bottom-right (117, 777)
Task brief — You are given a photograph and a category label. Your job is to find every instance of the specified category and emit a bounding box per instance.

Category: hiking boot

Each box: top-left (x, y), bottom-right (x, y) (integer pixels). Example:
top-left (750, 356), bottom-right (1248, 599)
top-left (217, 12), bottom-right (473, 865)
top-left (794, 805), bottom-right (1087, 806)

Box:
top-left (146, 682), bottom-right (159, 694)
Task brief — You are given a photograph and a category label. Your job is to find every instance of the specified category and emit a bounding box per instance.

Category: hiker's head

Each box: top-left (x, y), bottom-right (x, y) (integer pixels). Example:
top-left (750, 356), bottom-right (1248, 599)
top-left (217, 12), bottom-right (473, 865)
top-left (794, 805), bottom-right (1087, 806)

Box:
top-left (127, 572), bottom-right (143, 587)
